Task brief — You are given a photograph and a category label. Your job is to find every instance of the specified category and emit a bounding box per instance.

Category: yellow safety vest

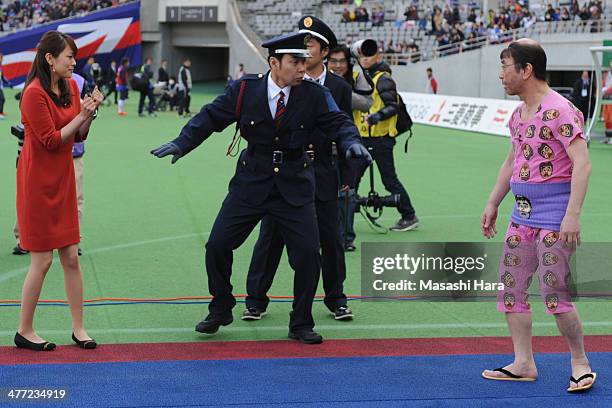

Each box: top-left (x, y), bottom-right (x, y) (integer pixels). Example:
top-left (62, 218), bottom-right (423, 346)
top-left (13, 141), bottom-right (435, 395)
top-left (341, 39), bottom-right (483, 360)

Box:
top-left (352, 71), bottom-right (398, 138)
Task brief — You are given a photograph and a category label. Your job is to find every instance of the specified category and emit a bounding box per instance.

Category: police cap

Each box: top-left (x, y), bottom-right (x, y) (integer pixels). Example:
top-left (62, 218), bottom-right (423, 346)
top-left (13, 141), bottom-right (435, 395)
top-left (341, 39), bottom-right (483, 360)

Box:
top-left (298, 16), bottom-right (337, 49)
top-left (262, 32), bottom-right (311, 59)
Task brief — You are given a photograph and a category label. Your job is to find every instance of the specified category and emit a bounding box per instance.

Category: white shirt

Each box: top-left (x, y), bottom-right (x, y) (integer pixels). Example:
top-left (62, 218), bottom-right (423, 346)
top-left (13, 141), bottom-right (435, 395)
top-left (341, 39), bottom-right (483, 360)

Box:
top-left (267, 74), bottom-right (291, 120)
top-left (304, 65), bottom-right (327, 86)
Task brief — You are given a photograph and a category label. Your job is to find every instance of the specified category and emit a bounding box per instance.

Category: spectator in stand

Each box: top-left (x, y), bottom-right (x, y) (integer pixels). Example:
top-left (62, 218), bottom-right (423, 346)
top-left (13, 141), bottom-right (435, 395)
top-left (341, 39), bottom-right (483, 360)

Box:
top-left (372, 6), bottom-right (384, 26)
top-left (452, 7), bottom-right (460, 25)
top-left (355, 6), bottom-right (369, 22)
top-left (404, 5), bottom-right (418, 21)
top-left (426, 67), bottom-right (438, 94)
top-left (544, 4), bottom-right (555, 22)
top-left (1, 1), bottom-right (121, 32)
top-left (443, 5), bottom-right (452, 24)
top-left (341, 8), bottom-right (351, 23)
top-left (467, 9), bottom-right (477, 24)
top-left (560, 7), bottom-right (571, 21)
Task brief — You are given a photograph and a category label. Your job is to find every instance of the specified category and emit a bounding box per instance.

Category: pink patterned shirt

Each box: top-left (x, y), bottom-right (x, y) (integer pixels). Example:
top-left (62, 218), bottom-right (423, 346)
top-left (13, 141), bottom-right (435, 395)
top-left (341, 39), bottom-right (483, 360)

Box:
top-left (509, 90), bottom-right (585, 183)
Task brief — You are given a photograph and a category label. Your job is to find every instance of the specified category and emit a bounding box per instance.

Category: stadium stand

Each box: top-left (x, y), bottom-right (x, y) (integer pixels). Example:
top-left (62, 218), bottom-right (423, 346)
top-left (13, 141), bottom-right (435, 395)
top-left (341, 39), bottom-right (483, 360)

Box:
top-left (237, 0), bottom-right (610, 64)
top-left (0, 0), bottom-right (132, 34)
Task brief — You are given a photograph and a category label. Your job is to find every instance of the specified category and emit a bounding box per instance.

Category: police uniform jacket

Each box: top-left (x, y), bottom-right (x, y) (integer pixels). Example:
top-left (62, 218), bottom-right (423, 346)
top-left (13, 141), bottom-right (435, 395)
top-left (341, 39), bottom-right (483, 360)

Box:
top-left (171, 72), bottom-right (361, 207)
top-left (306, 71), bottom-right (352, 201)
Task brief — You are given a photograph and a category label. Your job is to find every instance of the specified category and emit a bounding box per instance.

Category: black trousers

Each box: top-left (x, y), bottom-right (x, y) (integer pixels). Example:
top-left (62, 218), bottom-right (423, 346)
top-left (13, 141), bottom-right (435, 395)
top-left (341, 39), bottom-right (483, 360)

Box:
top-left (206, 188), bottom-right (321, 332)
top-left (356, 136), bottom-right (416, 219)
top-left (246, 196), bottom-right (348, 313)
top-left (178, 89), bottom-right (191, 115)
top-left (138, 88), bottom-right (156, 114)
top-left (105, 82), bottom-right (117, 104)
top-left (0, 88), bottom-right (5, 113)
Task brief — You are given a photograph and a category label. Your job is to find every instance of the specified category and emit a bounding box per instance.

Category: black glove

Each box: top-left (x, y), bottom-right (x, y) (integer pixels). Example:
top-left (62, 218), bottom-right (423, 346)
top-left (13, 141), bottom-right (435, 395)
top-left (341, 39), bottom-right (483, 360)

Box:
top-left (346, 143), bottom-right (372, 164)
top-left (150, 142), bottom-right (182, 164)
top-left (367, 113), bottom-right (382, 125)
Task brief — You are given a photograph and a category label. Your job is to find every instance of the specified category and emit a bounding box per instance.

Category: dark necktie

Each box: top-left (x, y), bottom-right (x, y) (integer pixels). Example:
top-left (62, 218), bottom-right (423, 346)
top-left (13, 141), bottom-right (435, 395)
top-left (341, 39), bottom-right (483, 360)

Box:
top-left (274, 90), bottom-right (285, 121)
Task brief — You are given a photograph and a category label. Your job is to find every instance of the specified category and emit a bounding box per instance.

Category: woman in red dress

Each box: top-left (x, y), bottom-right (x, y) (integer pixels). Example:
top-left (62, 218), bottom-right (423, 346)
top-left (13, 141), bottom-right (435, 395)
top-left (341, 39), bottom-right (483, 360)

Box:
top-left (15, 31), bottom-right (103, 351)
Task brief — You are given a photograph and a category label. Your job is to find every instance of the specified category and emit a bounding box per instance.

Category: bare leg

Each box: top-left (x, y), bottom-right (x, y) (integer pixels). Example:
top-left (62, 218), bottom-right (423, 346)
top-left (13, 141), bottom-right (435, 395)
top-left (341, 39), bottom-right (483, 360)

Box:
top-left (18, 251), bottom-right (53, 343)
top-left (58, 244), bottom-right (91, 341)
top-left (555, 310), bottom-right (593, 389)
top-left (483, 312), bottom-right (538, 379)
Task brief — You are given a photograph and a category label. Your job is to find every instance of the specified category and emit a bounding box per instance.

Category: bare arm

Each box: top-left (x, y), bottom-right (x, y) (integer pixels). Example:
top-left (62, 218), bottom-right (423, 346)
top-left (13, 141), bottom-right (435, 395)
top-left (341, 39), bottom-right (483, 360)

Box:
top-left (481, 145), bottom-right (514, 238)
top-left (486, 145), bottom-right (514, 207)
top-left (560, 137), bottom-right (591, 244)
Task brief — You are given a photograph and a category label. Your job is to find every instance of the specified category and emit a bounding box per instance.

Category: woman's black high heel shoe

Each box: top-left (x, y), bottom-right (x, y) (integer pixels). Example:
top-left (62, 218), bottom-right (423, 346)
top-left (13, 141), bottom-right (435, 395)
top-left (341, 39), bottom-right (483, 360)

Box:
top-left (72, 333), bottom-right (97, 349)
top-left (14, 332), bottom-right (56, 351)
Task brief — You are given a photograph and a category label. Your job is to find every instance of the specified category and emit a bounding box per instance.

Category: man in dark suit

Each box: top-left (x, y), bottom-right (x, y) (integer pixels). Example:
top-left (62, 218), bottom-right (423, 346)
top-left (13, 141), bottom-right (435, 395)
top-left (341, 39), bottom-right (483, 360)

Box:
top-left (151, 32), bottom-right (371, 344)
top-left (243, 16), bottom-right (356, 323)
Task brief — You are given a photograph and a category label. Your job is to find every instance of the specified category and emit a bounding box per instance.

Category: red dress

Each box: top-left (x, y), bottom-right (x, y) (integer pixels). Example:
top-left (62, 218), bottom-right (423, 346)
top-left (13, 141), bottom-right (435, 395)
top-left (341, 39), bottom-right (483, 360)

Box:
top-left (17, 78), bottom-right (85, 251)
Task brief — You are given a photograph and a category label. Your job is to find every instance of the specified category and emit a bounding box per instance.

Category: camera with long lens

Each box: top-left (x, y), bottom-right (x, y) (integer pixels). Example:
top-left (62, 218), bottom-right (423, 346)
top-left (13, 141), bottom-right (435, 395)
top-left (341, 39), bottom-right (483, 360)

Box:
top-left (350, 39), bottom-right (378, 58)
top-left (356, 192), bottom-right (400, 212)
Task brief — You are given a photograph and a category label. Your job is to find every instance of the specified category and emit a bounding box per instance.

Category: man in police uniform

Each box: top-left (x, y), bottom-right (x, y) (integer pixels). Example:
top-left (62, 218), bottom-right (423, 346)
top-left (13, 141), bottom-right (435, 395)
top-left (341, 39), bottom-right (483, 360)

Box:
top-left (354, 48), bottom-right (419, 231)
top-left (151, 32), bottom-right (370, 344)
top-left (243, 16), bottom-right (355, 323)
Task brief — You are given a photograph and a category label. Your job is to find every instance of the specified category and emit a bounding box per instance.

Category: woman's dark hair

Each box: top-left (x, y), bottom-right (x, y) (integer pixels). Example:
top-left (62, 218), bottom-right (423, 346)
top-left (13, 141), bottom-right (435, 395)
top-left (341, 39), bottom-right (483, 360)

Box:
top-left (500, 41), bottom-right (547, 81)
top-left (328, 45), bottom-right (353, 85)
top-left (25, 31), bottom-right (78, 107)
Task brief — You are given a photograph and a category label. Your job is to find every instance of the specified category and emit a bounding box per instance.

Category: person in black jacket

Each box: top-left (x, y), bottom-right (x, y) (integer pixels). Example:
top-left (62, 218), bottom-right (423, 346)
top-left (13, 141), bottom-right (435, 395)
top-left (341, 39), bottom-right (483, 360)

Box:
top-left (353, 50), bottom-right (419, 232)
top-left (571, 71), bottom-right (595, 121)
top-left (138, 57), bottom-right (157, 117)
top-left (151, 32), bottom-right (371, 344)
top-left (105, 60), bottom-right (117, 105)
top-left (158, 59), bottom-right (169, 83)
top-left (243, 17), bottom-right (355, 322)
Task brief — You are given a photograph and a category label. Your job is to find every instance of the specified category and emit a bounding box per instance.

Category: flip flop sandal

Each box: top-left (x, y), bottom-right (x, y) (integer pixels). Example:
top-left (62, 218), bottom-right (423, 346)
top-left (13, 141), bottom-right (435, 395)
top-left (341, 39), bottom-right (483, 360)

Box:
top-left (567, 372), bottom-right (597, 392)
top-left (482, 367), bottom-right (537, 382)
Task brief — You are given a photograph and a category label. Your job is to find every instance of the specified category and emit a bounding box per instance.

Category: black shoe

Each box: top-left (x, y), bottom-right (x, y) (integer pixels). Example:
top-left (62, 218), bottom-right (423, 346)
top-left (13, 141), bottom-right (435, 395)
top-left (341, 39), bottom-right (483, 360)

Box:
top-left (195, 315), bottom-right (233, 334)
top-left (288, 330), bottom-right (323, 344)
top-left (390, 216), bottom-right (420, 232)
top-left (331, 306), bottom-right (354, 320)
top-left (14, 332), bottom-right (56, 351)
top-left (12, 245), bottom-right (29, 255)
top-left (241, 307), bottom-right (267, 321)
top-left (78, 247), bottom-right (82, 256)
top-left (72, 333), bottom-right (97, 349)
top-left (344, 242), bottom-right (356, 252)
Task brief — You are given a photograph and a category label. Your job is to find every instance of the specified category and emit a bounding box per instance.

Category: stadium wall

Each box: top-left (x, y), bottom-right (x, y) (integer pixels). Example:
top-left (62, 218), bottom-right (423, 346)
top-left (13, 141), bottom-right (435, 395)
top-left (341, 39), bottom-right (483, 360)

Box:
top-left (393, 32), bottom-right (612, 99)
top-left (139, 0), bottom-right (265, 81)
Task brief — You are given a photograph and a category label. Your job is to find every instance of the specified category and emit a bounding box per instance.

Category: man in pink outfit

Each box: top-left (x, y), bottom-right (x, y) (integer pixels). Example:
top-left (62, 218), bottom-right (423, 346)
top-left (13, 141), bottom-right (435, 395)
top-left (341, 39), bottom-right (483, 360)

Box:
top-left (480, 39), bottom-right (596, 392)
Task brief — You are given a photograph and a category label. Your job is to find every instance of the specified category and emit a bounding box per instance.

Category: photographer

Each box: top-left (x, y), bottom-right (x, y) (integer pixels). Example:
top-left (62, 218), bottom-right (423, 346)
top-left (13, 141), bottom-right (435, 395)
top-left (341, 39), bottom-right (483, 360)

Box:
top-left (353, 44), bottom-right (419, 231)
top-left (328, 44), bottom-right (373, 250)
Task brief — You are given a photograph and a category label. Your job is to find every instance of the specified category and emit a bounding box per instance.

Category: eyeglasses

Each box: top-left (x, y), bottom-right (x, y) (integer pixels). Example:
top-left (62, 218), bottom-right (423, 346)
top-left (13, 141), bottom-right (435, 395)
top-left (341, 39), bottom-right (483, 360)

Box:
top-left (500, 63), bottom-right (517, 72)
top-left (328, 58), bottom-right (348, 65)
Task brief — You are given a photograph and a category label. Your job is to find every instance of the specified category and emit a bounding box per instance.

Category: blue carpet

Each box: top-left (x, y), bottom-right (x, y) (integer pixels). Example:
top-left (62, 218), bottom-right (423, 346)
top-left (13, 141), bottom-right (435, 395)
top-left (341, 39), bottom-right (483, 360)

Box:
top-left (0, 353), bottom-right (610, 407)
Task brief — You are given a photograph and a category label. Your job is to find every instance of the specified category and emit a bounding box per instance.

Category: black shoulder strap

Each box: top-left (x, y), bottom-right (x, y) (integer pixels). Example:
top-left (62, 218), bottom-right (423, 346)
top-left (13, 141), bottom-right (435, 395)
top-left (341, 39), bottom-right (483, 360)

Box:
top-left (226, 80), bottom-right (248, 157)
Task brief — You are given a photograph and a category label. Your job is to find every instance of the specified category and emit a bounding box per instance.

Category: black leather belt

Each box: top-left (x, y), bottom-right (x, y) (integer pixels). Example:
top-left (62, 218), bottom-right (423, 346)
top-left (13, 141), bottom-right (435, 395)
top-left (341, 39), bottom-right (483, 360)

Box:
top-left (249, 145), bottom-right (304, 164)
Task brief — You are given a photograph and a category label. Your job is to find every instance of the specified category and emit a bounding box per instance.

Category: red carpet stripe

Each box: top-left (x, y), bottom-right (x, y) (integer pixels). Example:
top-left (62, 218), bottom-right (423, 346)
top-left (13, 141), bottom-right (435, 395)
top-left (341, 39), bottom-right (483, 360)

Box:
top-left (2, 335), bottom-right (612, 366)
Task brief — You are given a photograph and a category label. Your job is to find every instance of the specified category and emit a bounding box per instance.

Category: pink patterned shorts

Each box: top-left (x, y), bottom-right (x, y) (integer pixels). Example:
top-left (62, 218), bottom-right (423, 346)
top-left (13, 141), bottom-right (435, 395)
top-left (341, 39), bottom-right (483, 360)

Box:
top-left (497, 222), bottom-right (575, 314)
